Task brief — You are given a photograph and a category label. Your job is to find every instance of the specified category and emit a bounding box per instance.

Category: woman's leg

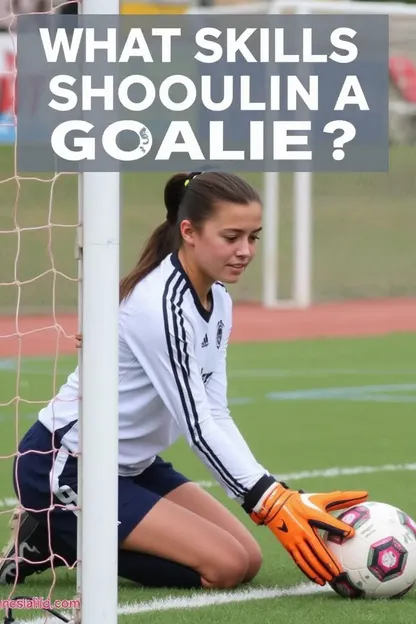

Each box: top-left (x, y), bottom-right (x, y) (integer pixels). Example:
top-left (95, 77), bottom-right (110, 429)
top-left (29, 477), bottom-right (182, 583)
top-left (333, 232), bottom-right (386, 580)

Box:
top-left (0, 423), bottom-right (78, 585)
top-left (133, 457), bottom-right (262, 584)
top-left (164, 482), bottom-right (263, 583)
top-left (120, 495), bottom-right (250, 589)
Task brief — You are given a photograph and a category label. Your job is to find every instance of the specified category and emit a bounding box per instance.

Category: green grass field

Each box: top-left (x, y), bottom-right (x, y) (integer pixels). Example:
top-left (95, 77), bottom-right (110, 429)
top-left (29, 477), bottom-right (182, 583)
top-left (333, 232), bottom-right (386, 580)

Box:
top-left (0, 143), bottom-right (415, 313)
top-left (0, 332), bottom-right (416, 623)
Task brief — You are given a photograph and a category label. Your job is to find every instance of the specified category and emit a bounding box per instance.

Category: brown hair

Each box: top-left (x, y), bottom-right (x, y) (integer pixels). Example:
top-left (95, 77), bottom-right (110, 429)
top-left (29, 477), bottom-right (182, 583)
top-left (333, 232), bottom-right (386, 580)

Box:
top-left (119, 171), bottom-right (261, 302)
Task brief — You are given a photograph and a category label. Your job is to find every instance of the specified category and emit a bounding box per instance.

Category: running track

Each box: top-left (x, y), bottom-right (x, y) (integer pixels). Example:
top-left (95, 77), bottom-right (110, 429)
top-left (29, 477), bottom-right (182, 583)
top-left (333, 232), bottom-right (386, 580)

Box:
top-left (0, 298), bottom-right (416, 358)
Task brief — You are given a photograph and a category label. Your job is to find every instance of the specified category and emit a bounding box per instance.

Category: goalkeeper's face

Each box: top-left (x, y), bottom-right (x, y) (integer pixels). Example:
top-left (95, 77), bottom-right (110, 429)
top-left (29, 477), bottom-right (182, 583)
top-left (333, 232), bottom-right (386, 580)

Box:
top-left (183, 200), bottom-right (262, 284)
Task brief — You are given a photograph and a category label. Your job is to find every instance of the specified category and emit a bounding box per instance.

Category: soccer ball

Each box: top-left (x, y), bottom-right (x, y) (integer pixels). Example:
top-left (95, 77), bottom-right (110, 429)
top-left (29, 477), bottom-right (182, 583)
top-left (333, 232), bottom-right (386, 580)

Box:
top-left (323, 501), bottom-right (416, 599)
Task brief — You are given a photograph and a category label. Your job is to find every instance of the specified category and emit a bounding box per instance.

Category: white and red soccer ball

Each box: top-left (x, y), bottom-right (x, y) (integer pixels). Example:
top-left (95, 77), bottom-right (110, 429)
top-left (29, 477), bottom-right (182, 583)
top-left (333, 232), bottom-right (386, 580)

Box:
top-left (323, 501), bottom-right (416, 599)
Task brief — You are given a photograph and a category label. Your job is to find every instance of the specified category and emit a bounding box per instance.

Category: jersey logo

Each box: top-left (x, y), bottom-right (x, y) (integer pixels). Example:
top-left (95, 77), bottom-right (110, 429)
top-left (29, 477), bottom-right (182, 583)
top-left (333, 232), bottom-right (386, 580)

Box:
top-left (216, 320), bottom-right (224, 349)
top-left (201, 334), bottom-right (209, 348)
top-left (201, 369), bottom-right (213, 384)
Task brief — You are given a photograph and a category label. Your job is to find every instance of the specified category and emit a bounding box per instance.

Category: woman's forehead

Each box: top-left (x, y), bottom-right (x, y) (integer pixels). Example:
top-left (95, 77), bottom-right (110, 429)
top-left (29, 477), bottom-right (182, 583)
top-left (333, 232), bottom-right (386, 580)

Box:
top-left (209, 200), bottom-right (262, 226)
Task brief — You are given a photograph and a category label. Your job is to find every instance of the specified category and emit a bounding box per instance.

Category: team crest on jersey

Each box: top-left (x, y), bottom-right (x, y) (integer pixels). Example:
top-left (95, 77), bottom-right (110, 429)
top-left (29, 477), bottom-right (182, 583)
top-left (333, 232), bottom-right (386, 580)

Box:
top-left (216, 320), bottom-right (224, 349)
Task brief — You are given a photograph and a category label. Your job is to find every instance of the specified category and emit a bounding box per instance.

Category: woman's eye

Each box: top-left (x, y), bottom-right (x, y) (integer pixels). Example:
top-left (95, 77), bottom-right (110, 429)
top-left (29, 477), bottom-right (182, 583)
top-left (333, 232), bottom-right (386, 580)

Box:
top-left (223, 234), bottom-right (260, 242)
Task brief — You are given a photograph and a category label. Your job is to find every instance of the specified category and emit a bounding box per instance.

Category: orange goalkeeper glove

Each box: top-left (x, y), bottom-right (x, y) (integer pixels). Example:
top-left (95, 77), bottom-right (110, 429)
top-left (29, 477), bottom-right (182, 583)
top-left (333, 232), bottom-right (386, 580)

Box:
top-left (243, 477), bottom-right (368, 586)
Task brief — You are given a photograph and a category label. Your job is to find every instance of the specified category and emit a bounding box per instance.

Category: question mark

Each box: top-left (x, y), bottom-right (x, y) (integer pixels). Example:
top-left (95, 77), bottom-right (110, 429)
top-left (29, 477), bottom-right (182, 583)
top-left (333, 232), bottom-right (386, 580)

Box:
top-left (323, 120), bottom-right (356, 161)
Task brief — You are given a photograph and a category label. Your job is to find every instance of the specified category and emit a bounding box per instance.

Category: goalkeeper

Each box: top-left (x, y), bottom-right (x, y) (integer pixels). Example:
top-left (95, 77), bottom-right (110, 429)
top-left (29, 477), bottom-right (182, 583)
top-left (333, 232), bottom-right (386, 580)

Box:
top-left (0, 171), bottom-right (367, 589)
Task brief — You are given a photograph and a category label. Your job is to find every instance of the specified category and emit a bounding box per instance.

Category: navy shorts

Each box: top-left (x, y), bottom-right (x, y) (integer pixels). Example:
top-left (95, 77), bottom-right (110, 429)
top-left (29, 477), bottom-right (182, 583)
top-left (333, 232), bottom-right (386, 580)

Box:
top-left (14, 421), bottom-right (190, 548)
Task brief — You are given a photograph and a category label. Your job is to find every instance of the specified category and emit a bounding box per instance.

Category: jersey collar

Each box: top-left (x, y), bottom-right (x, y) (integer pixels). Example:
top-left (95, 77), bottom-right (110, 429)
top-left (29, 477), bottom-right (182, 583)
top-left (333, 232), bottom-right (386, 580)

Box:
top-left (170, 253), bottom-right (214, 323)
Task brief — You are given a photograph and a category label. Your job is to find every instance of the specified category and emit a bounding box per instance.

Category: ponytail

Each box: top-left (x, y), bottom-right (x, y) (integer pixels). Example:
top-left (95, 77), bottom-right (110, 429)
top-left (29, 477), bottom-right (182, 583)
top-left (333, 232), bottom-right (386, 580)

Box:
top-left (119, 221), bottom-right (174, 302)
top-left (119, 172), bottom-right (189, 302)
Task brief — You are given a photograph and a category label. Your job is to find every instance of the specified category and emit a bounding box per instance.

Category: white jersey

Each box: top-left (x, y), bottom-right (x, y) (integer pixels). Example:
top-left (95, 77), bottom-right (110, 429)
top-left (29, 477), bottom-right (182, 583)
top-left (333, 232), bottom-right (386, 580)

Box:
top-left (38, 253), bottom-right (268, 503)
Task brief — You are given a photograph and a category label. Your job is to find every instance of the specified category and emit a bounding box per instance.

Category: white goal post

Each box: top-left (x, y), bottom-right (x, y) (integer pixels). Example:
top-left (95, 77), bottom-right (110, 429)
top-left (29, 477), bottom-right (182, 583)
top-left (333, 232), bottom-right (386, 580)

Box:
top-left (76, 1), bottom-right (120, 624)
top-left (189, 0), bottom-right (416, 309)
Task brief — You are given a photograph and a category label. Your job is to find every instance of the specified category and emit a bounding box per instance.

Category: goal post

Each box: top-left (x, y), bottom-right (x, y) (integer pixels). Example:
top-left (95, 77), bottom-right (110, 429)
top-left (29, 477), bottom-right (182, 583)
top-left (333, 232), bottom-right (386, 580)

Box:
top-left (77, 174), bottom-right (120, 624)
top-left (76, 1), bottom-right (120, 624)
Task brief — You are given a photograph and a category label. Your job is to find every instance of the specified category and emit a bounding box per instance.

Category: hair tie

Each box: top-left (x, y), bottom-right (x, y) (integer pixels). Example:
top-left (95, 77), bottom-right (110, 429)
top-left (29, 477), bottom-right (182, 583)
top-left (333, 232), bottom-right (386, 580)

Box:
top-left (184, 171), bottom-right (202, 188)
top-left (166, 172), bottom-right (203, 225)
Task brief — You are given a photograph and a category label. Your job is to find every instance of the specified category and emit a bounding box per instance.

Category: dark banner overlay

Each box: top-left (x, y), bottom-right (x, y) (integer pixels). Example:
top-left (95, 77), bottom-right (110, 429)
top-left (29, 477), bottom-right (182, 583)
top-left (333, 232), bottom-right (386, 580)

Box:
top-left (16, 14), bottom-right (389, 172)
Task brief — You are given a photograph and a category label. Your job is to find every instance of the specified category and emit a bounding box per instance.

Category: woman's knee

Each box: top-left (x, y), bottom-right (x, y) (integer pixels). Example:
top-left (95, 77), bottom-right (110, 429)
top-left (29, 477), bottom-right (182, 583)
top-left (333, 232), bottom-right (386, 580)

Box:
top-left (202, 540), bottom-right (250, 589)
top-left (243, 540), bottom-right (263, 582)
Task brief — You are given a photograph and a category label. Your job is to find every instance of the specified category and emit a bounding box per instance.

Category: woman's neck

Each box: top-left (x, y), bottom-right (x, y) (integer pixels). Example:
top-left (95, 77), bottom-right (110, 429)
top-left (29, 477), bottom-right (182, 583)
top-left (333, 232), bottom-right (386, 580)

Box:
top-left (177, 249), bottom-right (213, 312)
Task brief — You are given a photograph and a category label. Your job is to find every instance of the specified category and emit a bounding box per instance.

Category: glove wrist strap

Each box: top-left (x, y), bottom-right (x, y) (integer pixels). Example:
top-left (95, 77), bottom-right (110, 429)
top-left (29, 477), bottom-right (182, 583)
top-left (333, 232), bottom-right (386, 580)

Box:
top-left (242, 474), bottom-right (278, 514)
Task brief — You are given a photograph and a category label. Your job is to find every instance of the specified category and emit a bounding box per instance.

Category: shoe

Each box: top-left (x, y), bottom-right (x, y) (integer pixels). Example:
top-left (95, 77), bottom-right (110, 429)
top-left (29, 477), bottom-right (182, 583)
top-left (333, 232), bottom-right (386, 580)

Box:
top-left (0, 506), bottom-right (52, 584)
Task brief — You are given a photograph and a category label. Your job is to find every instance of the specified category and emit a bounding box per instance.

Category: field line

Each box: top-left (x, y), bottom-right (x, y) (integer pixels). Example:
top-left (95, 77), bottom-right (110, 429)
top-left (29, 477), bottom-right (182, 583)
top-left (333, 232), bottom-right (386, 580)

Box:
top-left (1, 462), bottom-right (416, 510)
top-left (196, 461), bottom-right (416, 489)
top-left (118, 582), bottom-right (329, 614)
top-left (229, 368), bottom-right (416, 378)
top-left (226, 383), bottom-right (416, 406)
top-left (17, 582), bottom-right (329, 623)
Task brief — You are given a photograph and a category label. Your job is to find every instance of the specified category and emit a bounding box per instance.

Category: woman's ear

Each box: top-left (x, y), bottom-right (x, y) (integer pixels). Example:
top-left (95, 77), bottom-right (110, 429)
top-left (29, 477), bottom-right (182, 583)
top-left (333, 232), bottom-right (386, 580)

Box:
top-left (179, 219), bottom-right (197, 247)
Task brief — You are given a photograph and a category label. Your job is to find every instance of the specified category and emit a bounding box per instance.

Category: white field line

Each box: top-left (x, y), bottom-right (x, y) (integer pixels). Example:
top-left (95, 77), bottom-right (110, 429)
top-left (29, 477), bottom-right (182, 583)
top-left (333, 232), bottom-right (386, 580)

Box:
top-left (118, 581), bottom-right (329, 614)
top-left (1, 462), bottom-right (416, 510)
top-left (229, 368), bottom-right (416, 378)
top-left (17, 582), bottom-right (330, 623)
top-left (196, 461), bottom-right (416, 489)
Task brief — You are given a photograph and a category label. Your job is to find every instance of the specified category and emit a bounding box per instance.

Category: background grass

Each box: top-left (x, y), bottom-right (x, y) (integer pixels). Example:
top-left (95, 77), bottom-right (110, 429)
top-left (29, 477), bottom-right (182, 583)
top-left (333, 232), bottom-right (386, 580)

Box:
top-left (0, 144), bottom-right (415, 314)
top-left (0, 333), bottom-right (416, 622)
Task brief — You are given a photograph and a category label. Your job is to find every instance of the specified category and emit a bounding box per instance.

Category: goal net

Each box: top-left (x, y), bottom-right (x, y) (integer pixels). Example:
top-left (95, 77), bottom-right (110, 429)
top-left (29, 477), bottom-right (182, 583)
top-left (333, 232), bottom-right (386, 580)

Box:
top-left (0, 1), bottom-right (120, 623)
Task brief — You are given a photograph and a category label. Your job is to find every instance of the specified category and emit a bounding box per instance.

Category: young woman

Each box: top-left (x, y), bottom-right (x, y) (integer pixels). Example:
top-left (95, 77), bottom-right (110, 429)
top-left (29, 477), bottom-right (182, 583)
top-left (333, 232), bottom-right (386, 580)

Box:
top-left (1, 171), bottom-right (367, 590)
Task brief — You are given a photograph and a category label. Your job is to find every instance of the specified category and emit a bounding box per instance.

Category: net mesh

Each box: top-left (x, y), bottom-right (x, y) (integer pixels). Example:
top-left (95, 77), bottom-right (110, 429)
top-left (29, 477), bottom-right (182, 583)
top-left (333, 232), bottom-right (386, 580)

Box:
top-left (0, 0), bottom-right (80, 616)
